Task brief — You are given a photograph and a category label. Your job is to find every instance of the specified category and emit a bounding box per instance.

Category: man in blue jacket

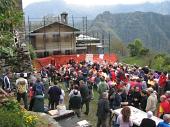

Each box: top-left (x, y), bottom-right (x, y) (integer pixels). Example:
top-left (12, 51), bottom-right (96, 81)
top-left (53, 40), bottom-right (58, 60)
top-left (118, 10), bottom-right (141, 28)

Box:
top-left (157, 114), bottom-right (170, 127)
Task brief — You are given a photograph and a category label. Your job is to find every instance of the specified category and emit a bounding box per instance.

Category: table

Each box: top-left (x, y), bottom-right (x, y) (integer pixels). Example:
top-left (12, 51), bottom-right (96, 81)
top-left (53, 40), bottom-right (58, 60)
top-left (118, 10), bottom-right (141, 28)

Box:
top-left (113, 106), bottom-right (163, 126)
top-left (50, 110), bottom-right (91, 127)
top-left (51, 110), bottom-right (75, 121)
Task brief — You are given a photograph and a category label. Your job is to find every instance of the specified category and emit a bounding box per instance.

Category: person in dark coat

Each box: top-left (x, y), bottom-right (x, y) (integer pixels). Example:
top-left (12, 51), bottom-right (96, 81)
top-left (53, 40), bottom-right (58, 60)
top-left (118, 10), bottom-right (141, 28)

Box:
top-left (140, 90), bottom-right (148, 111)
top-left (164, 75), bottom-right (170, 92)
top-left (48, 83), bottom-right (62, 110)
top-left (113, 89), bottom-right (122, 109)
top-left (79, 80), bottom-right (90, 115)
top-left (29, 77), bottom-right (45, 111)
top-left (96, 92), bottom-right (110, 127)
top-left (108, 86), bottom-right (115, 109)
top-left (131, 86), bottom-right (141, 108)
top-left (140, 111), bottom-right (156, 127)
top-left (69, 90), bottom-right (82, 117)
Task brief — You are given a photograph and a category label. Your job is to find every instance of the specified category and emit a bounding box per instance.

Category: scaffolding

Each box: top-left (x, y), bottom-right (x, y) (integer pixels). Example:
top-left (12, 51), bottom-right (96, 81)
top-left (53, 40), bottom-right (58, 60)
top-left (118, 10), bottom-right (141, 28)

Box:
top-left (25, 14), bottom-right (112, 57)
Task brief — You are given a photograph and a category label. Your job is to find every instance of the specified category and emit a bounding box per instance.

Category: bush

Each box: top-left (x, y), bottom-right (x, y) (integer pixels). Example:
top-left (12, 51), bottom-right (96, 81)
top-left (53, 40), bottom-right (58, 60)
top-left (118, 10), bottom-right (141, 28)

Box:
top-left (0, 109), bottom-right (24, 127)
top-left (0, 99), bottom-right (38, 127)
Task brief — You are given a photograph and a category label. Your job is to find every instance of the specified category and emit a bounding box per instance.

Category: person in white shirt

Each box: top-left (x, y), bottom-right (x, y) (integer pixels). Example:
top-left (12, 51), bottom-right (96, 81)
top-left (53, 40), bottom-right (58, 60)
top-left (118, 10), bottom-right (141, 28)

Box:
top-left (116, 106), bottom-right (133, 127)
top-left (69, 85), bottom-right (81, 98)
top-left (16, 73), bottom-right (28, 109)
top-left (59, 88), bottom-right (65, 104)
top-left (145, 87), bottom-right (158, 113)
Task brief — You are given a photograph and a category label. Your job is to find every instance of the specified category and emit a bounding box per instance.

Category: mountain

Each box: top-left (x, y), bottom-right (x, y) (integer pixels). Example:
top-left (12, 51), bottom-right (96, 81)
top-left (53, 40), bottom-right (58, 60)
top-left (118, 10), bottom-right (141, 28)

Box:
top-left (24, 0), bottom-right (170, 18)
top-left (88, 11), bottom-right (170, 53)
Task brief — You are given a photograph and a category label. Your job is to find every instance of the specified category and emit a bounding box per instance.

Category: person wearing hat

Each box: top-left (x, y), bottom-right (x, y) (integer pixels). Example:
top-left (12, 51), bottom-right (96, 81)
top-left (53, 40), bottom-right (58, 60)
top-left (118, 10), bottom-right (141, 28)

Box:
top-left (140, 111), bottom-right (156, 127)
top-left (146, 87), bottom-right (158, 113)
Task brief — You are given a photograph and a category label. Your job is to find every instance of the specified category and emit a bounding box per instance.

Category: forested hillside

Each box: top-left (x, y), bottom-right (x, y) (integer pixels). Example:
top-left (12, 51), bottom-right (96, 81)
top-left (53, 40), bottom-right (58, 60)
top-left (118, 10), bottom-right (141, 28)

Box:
top-left (89, 11), bottom-right (170, 53)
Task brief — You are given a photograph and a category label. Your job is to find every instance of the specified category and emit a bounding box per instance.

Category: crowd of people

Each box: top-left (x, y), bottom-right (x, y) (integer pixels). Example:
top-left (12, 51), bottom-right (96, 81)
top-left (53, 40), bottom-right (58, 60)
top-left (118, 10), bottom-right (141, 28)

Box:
top-left (1, 59), bottom-right (170, 127)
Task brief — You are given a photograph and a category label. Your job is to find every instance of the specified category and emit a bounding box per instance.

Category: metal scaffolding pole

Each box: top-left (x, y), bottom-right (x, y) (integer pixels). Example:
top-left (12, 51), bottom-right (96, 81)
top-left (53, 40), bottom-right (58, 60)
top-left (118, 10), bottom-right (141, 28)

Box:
top-left (109, 32), bottom-right (111, 56)
top-left (72, 15), bottom-right (75, 54)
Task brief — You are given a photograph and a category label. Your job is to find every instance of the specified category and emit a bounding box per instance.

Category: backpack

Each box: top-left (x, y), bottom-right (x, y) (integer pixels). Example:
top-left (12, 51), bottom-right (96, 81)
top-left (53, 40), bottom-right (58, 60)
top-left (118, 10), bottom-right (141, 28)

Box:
top-left (35, 83), bottom-right (43, 95)
top-left (0, 74), bottom-right (6, 87)
top-left (0, 75), bottom-right (4, 87)
top-left (17, 80), bottom-right (26, 94)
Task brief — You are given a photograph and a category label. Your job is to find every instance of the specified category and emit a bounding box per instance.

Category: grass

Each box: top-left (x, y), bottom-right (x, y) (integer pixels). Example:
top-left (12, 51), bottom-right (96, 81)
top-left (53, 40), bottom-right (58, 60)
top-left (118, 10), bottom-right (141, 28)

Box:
top-left (44, 82), bottom-right (99, 126)
top-left (120, 56), bottom-right (151, 67)
top-left (61, 83), bottom-right (99, 126)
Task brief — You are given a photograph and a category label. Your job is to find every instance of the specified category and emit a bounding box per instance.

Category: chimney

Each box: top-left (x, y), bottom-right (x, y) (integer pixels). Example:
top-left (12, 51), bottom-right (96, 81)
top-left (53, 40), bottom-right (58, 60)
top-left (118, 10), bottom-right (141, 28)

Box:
top-left (60, 12), bottom-right (68, 24)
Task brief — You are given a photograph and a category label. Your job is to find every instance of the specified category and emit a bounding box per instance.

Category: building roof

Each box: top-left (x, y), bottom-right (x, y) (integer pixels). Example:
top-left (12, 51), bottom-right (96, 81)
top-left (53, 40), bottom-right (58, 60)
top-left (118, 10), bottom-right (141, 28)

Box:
top-left (30, 21), bottom-right (80, 33)
top-left (76, 34), bottom-right (100, 41)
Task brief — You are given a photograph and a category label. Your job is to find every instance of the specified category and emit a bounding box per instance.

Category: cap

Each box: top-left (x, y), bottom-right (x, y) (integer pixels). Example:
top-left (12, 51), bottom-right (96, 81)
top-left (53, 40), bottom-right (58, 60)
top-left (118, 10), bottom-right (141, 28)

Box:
top-left (147, 87), bottom-right (154, 92)
top-left (73, 90), bottom-right (78, 95)
top-left (147, 111), bottom-right (153, 118)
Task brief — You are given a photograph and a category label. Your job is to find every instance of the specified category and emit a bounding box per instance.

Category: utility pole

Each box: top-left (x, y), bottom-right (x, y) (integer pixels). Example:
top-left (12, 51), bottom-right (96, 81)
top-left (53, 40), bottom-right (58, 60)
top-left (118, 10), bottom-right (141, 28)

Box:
top-left (28, 16), bottom-right (31, 44)
top-left (43, 16), bottom-right (47, 56)
top-left (85, 16), bottom-right (87, 36)
top-left (72, 15), bottom-right (75, 54)
top-left (102, 33), bottom-right (105, 54)
top-left (109, 32), bottom-right (111, 56)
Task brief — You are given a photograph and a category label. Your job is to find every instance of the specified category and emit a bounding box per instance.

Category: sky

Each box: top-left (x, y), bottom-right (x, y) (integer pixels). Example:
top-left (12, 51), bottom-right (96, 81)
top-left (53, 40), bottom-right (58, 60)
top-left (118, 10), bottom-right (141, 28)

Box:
top-left (22, 0), bottom-right (165, 8)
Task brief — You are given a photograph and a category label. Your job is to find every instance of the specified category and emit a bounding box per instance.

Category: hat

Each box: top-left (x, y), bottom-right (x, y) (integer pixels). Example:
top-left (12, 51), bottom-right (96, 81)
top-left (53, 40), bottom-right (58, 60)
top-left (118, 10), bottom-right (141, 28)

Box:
top-left (147, 87), bottom-right (154, 92)
top-left (147, 111), bottom-right (153, 118)
top-left (73, 90), bottom-right (78, 95)
top-left (153, 90), bottom-right (157, 94)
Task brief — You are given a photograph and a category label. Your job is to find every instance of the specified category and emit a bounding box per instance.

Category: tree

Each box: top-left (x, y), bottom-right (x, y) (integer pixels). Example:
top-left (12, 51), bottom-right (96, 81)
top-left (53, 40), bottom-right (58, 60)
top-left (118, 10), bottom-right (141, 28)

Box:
top-left (140, 48), bottom-right (150, 56)
top-left (134, 39), bottom-right (142, 52)
top-left (152, 55), bottom-right (165, 71)
top-left (127, 43), bottom-right (137, 57)
top-left (127, 39), bottom-right (149, 57)
top-left (0, 0), bottom-right (23, 71)
top-left (111, 37), bottom-right (128, 56)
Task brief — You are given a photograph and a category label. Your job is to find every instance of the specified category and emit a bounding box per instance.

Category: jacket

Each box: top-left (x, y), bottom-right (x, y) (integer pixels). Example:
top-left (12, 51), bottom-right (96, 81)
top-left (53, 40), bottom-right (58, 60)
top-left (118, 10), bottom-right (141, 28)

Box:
top-left (69, 95), bottom-right (82, 109)
top-left (146, 93), bottom-right (158, 112)
top-left (96, 98), bottom-right (110, 119)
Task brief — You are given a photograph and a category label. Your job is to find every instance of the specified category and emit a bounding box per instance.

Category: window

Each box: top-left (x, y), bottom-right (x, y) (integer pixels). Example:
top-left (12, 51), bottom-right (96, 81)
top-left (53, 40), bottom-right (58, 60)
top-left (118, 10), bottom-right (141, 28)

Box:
top-left (53, 34), bottom-right (60, 42)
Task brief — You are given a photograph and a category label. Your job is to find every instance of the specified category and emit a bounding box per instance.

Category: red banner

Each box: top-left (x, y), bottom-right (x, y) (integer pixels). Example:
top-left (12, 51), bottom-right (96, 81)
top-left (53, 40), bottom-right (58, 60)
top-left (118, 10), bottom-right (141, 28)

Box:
top-left (32, 54), bottom-right (118, 71)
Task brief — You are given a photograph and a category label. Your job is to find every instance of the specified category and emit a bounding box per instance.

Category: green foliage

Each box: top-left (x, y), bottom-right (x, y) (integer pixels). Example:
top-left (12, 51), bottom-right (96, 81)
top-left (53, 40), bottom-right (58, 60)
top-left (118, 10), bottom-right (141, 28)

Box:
top-left (0, 0), bottom-right (23, 70)
top-left (152, 54), bottom-right (170, 72)
top-left (127, 39), bottom-right (149, 57)
top-left (140, 48), bottom-right (150, 56)
top-left (152, 55), bottom-right (165, 71)
top-left (0, 0), bottom-right (23, 31)
top-left (0, 32), bottom-right (13, 46)
top-left (1, 99), bottom-right (21, 112)
top-left (134, 39), bottom-right (143, 51)
top-left (121, 53), bottom-right (170, 72)
top-left (121, 56), bottom-right (147, 66)
top-left (89, 11), bottom-right (170, 53)
top-left (127, 43), bottom-right (137, 56)
top-left (0, 99), bottom-right (38, 127)
top-left (28, 44), bottom-right (37, 59)
top-left (0, 109), bottom-right (25, 127)
top-left (0, 99), bottom-right (24, 127)
top-left (110, 37), bottom-right (128, 56)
